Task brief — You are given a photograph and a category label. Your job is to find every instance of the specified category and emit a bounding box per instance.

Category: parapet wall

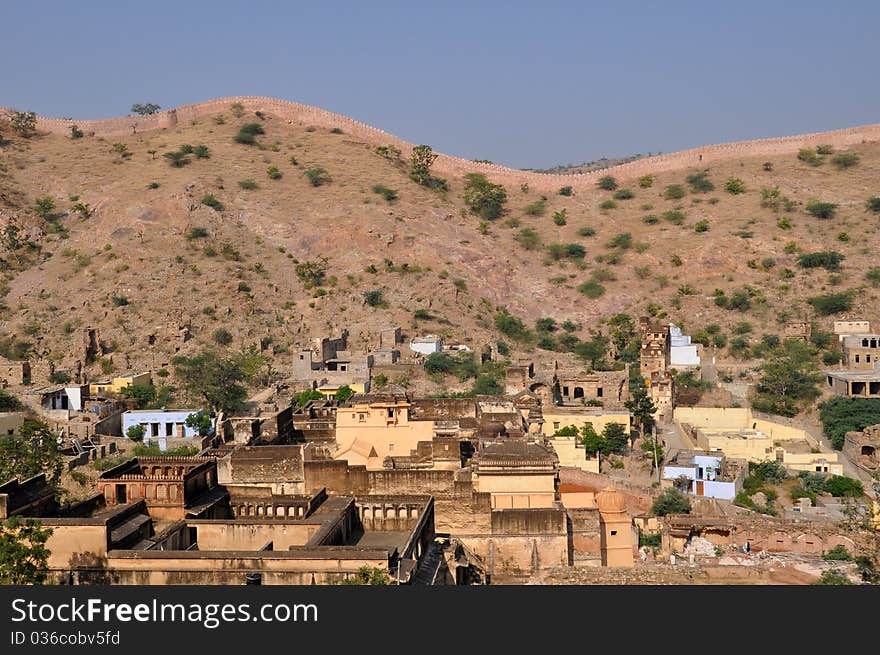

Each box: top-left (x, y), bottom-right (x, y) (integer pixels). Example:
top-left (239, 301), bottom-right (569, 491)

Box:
top-left (5, 97), bottom-right (880, 191)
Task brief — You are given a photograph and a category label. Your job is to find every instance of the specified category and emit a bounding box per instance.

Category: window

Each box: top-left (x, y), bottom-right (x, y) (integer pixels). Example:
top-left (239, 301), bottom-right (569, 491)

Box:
top-left (387, 408), bottom-right (394, 418)
top-left (868, 355), bottom-right (872, 363)
top-left (610, 530), bottom-right (617, 536)
top-left (597, 387), bottom-right (603, 397)
top-left (358, 413), bottom-right (366, 422)
top-left (855, 355), bottom-right (860, 363)
top-left (553, 422), bottom-right (560, 430)
top-left (389, 443), bottom-right (394, 452)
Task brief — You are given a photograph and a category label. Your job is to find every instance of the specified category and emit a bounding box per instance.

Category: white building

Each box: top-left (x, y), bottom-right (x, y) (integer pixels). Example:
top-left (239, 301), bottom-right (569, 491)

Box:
top-left (662, 451), bottom-right (743, 500)
top-left (668, 324), bottom-right (700, 368)
top-left (410, 335), bottom-right (443, 356)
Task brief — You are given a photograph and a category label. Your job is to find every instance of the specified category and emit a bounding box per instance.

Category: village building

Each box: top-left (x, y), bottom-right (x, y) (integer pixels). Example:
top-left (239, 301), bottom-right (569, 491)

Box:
top-left (470, 440), bottom-right (558, 509)
top-left (833, 320), bottom-right (871, 342)
top-left (334, 392), bottom-right (435, 468)
top-left (409, 335), bottom-right (443, 356)
top-left (0, 412), bottom-right (24, 436)
top-left (674, 407), bottom-right (843, 475)
top-left (293, 330), bottom-right (372, 394)
top-left (661, 450), bottom-right (745, 500)
top-left (122, 408), bottom-right (203, 449)
top-left (88, 372), bottom-right (152, 397)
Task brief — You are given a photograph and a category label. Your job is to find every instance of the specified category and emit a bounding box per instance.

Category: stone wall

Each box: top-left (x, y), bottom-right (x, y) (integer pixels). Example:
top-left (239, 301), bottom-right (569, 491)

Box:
top-left (8, 97), bottom-right (879, 193)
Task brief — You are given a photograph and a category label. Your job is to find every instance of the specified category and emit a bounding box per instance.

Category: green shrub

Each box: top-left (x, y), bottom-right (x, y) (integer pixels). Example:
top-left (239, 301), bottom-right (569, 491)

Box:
top-left (797, 251), bottom-right (844, 271)
top-left (112, 295), bottom-right (129, 307)
top-left (823, 475), bottom-right (863, 497)
top-left (832, 153), bottom-right (860, 169)
top-left (694, 220), bottom-right (709, 233)
top-left (805, 199), bottom-right (838, 219)
top-left (200, 195), bottom-right (223, 211)
top-left (559, 186), bottom-right (573, 196)
top-left (613, 188), bottom-right (635, 200)
top-left (305, 167), bottom-right (331, 187)
top-left (597, 176), bottom-right (618, 191)
top-left (577, 279), bottom-right (605, 298)
top-left (797, 148), bottom-right (821, 166)
top-left (822, 545), bottom-right (853, 561)
top-left (515, 228), bottom-right (541, 250)
top-left (524, 198), bottom-right (547, 216)
top-left (606, 232), bottom-right (632, 250)
top-left (599, 200), bottom-right (617, 210)
top-left (642, 214), bottom-right (659, 225)
top-left (363, 290), bottom-right (384, 307)
top-left (664, 184), bottom-right (686, 200)
top-left (816, 144), bottom-right (834, 155)
top-left (686, 171), bottom-right (714, 193)
top-left (651, 488), bottom-right (691, 516)
top-left (552, 209), bottom-right (567, 226)
top-left (866, 196), bottom-right (880, 213)
top-left (577, 226), bottom-right (596, 237)
top-left (372, 184), bottom-right (398, 202)
top-left (662, 210), bottom-right (685, 225)
top-left (495, 310), bottom-right (533, 342)
top-left (185, 226), bottom-right (209, 240)
top-left (463, 173), bottom-right (507, 220)
top-left (239, 179), bottom-right (259, 190)
top-left (819, 397), bottom-right (880, 449)
top-left (807, 292), bottom-right (853, 315)
top-left (725, 178), bottom-right (746, 194)
top-left (212, 328), bottom-right (233, 345)
top-left (638, 175), bottom-right (654, 188)
top-left (267, 166), bottom-right (282, 180)
top-left (866, 267), bottom-right (880, 287)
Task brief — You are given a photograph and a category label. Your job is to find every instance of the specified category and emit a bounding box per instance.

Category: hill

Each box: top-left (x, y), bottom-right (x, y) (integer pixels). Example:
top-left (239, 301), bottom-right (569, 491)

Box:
top-left (1, 97), bottom-right (879, 394)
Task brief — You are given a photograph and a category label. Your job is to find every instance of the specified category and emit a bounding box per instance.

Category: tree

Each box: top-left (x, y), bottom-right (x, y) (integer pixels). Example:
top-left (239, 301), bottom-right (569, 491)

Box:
top-left (463, 173), bottom-right (507, 220)
top-left (34, 196), bottom-right (56, 221)
top-left (651, 488), bottom-right (692, 516)
top-left (293, 389), bottom-right (324, 408)
top-left (119, 383), bottom-right (157, 409)
top-left (131, 103), bottom-right (161, 116)
top-left (185, 410), bottom-right (213, 437)
top-left (172, 350), bottom-right (262, 418)
top-left (334, 385), bottom-right (355, 404)
top-left (751, 340), bottom-right (822, 417)
top-left (819, 397), bottom-right (880, 449)
top-left (9, 111), bottom-right (37, 138)
top-left (574, 332), bottom-right (610, 369)
top-left (626, 384), bottom-right (657, 434)
top-left (597, 176), bottom-right (618, 191)
top-left (126, 424), bottom-right (145, 441)
top-left (0, 420), bottom-right (63, 484)
top-left (0, 389), bottom-right (22, 412)
top-left (602, 422), bottom-right (629, 454)
top-left (472, 374), bottom-right (504, 395)
top-left (410, 145), bottom-right (438, 186)
top-left (0, 517), bottom-right (52, 584)
top-left (579, 423), bottom-right (606, 455)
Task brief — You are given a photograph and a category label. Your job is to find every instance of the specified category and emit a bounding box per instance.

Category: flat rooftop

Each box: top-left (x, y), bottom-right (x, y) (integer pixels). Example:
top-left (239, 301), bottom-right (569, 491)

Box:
top-left (824, 369), bottom-right (880, 381)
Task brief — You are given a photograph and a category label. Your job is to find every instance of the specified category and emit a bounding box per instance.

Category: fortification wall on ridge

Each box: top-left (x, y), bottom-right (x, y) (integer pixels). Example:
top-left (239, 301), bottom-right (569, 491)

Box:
top-left (4, 97), bottom-right (880, 192)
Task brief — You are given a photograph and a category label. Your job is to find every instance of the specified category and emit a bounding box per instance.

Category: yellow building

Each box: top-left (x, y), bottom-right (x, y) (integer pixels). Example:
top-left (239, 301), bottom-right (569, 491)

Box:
top-left (540, 408), bottom-right (631, 438)
top-left (334, 393), bottom-right (434, 468)
top-left (89, 372), bottom-right (152, 396)
top-left (316, 382), bottom-right (367, 399)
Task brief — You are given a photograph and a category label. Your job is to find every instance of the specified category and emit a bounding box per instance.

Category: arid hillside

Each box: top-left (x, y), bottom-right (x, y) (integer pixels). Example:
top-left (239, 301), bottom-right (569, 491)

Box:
top-left (1, 99), bottom-right (879, 389)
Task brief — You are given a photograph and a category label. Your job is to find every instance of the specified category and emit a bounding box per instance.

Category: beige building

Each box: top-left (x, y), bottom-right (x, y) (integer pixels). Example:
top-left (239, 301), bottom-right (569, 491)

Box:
top-left (597, 488), bottom-right (634, 568)
top-left (674, 407), bottom-right (842, 473)
top-left (334, 393), bottom-right (435, 468)
top-left (471, 440), bottom-right (558, 509)
top-left (541, 408), bottom-right (631, 438)
top-left (0, 412), bottom-right (24, 436)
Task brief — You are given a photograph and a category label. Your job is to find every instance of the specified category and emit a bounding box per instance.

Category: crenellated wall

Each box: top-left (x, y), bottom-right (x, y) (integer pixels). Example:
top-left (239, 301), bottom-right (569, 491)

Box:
top-left (5, 97), bottom-right (880, 191)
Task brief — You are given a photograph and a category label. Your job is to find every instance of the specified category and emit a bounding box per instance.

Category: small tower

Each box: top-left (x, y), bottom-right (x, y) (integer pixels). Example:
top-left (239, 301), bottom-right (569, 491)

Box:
top-left (598, 488), bottom-right (634, 568)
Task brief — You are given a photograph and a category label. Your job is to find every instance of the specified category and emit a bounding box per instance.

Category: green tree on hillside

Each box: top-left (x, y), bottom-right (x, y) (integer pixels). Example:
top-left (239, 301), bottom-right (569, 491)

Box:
top-left (172, 349), bottom-right (264, 419)
top-left (463, 173), bottom-right (507, 220)
top-left (751, 340), bottom-right (822, 417)
top-left (131, 103), bottom-right (161, 115)
top-left (0, 420), bottom-right (63, 484)
top-left (0, 518), bottom-right (52, 584)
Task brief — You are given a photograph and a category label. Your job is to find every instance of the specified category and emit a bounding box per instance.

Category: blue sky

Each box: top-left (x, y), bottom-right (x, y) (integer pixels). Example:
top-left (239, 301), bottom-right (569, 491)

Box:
top-left (2, 1), bottom-right (878, 168)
